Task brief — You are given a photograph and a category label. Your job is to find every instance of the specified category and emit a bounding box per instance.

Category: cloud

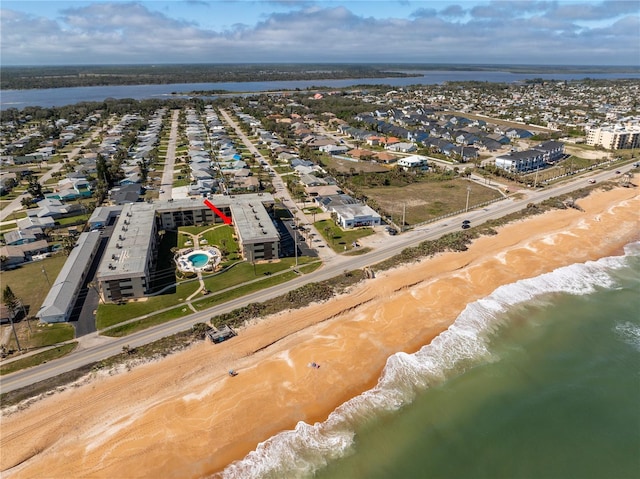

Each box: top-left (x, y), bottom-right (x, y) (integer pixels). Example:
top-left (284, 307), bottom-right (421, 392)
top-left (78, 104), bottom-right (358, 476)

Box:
top-left (470, 1), bottom-right (550, 19)
top-left (470, 0), bottom-right (639, 21)
top-left (410, 8), bottom-right (438, 18)
top-left (554, 0), bottom-right (639, 20)
top-left (440, 5), bottom-right (467, 18)
top-left (0, 1), bottom-right (638, 65)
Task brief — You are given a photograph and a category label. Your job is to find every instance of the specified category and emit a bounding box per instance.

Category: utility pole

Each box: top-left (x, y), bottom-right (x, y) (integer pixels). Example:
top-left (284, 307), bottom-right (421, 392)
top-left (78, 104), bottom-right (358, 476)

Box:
top-left (20, 300), bottom-right (33, 335)
top-left (9, 315), bottom-right (21, 352)
top-left (42, 265), bottom-right (51, 286)
top-left (294, 216), bottom-right (298, 268)
top-left (465, 185), bottom-right (471, 212)
top-left (401, 203), bottom-right (406, 232)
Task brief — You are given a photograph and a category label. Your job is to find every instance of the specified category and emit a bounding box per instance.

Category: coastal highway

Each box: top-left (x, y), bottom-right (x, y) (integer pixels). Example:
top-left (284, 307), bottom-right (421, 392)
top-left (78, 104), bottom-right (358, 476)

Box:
top-left (1, 164), bottom-right (634, 394)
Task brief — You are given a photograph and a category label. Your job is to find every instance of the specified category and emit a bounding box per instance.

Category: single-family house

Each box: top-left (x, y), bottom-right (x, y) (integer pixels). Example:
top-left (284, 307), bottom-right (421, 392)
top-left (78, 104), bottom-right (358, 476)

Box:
top-left (4, 229), bottom-right (41, 245)
top-left (505, 128), bottom-right (534, 139)
top-left (110, 184), bottom-right (143, 205)
top-left (397, 155), bottom-right (429, 170)
top-left (299, 174), bottom-right (327, 187)
top-left (316, 194), bottom-right (381, 228)
top-left (319, 145), bottom-right (349, 156)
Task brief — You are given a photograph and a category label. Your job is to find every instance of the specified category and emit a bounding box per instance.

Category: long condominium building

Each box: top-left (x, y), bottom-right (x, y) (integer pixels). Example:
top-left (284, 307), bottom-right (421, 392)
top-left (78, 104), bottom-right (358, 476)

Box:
top-left (37, 230), bottom-right (102, 323)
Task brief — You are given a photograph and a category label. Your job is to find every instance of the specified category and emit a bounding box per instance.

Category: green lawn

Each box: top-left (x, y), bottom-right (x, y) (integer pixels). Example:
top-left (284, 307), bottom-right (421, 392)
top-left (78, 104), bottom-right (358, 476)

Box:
top-left (0, 342), bottom-right (78, 376)
top-left (101, 260), bottom-right (322, 336)
top-left (180, 224), bottom-right (217, 235)
top-left (96, 282), bottom-right (200, 329)
top-left (55, 215), bottom-right (88, 226)
top-left (173, 176), bottom-right (191, 187)
top-left (25, 322), bottom-right (75, 348)
top-left (4, 320), bottom-right (75, 353)
top-left (200, 225), bottom-right (238, 253)
top-left (101, 307), bottom-right (190, 337)
top-left (201, 257), bottom-right (315, 293)
top-left (315, 220), bottom-right (375, 252)
top-left (195, 270), bottom-right (299, 311)
top-left (1, 254), bottom-right (68, 318)
top-left (273, 165), bottom-right (294, 174)
top-left (0, 221), bottom-right (18, 234)
top-left (177, 224), bottom-right (239, 253)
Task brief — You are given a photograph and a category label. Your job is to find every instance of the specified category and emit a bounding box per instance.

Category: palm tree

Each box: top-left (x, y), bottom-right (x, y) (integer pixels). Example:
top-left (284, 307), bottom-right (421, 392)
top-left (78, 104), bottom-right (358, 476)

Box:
top-left (21, 196), bottom-right (33, 208)
top-left (323, 225), bottom-right (333, 245)
top-left (61, 235), bottom-right (77, 256)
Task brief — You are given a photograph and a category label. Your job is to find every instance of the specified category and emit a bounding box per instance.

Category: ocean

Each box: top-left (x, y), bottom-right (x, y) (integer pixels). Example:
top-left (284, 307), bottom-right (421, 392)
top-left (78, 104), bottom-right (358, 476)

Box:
top-left (218, 242), bottom-right (640, 479)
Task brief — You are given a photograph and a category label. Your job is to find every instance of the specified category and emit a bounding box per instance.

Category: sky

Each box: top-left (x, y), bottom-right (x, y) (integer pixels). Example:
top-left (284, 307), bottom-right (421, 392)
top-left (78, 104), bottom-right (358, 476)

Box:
top-left (1, 0), bottom-right (639, 66)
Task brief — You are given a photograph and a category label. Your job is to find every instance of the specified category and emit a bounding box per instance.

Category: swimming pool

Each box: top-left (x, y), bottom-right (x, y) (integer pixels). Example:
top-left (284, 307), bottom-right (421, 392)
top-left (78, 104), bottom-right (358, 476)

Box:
top-left (176, 248), bottom-right (221, 273)
top-left (188, 253), bottom-right (210, 268)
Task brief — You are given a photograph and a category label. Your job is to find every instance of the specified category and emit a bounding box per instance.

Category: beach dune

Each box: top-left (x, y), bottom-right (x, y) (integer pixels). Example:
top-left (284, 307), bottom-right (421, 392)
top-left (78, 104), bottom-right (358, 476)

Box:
top-left (1, 185), bottom-right (638, 478)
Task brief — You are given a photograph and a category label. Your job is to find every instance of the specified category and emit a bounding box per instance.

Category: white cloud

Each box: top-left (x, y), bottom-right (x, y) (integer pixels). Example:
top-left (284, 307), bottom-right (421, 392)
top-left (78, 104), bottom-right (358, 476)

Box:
top-left (0, 1), bottom-right (638, 65)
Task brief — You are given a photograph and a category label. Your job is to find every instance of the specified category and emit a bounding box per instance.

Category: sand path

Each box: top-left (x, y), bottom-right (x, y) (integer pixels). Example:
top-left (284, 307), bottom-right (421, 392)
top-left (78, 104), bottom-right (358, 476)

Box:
top-left (1, 184), bottom-right (638, 479)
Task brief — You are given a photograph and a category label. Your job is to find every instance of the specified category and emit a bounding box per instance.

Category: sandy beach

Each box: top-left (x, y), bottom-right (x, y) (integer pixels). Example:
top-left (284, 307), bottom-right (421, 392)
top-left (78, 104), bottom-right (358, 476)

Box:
top-left (1, 184), bottom-right (638, 479)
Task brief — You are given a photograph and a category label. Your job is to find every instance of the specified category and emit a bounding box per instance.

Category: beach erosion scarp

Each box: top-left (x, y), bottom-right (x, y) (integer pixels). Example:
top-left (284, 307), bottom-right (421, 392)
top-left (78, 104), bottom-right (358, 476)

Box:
top-left (1, 183), bottom-right (639, 479)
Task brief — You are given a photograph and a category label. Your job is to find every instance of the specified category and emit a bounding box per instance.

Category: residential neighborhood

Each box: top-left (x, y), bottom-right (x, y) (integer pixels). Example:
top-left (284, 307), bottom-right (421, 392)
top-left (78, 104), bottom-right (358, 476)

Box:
top-left (1, 78), bottom-right (638, 354)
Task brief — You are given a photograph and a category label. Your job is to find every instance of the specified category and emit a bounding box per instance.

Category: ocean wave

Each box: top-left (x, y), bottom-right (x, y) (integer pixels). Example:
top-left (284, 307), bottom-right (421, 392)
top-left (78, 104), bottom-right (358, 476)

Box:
top-left (614, 322), bottom-right (640, 352)
top-left (215, 245), bottom-right (638, 479)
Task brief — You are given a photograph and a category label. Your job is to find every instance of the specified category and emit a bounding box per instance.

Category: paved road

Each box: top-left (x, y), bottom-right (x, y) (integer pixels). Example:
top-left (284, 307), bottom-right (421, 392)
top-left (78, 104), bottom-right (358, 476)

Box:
top-left (219, 109), bottom-right (336, 262)
top-left (158, 109), bottom-right (180, 201)
top-left (0, 163), bottom-right (634, 393)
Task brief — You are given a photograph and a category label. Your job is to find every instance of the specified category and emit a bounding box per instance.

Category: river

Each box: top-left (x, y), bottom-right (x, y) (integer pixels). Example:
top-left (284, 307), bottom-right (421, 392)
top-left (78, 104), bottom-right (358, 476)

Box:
top-left (2, 70), bottom-right (640, 110)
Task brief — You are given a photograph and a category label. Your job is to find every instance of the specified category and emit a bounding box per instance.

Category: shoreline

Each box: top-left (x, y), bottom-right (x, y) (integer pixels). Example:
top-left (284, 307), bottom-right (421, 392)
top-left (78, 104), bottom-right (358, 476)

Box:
top-left (1, 185), bottom-right (638, 478)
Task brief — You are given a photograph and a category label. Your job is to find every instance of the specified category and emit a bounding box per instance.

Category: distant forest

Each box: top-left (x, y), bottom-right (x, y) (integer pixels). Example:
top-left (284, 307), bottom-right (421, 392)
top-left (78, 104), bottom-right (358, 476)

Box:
top-left (1, 64), bottom-right (420, 90)
top-left (3, 63), bottom-right (638, 91)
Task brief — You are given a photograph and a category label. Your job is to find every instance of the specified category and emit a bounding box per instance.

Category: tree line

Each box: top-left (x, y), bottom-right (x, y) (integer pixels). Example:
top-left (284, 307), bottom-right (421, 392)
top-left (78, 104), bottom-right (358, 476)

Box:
top-left (1, 64), bottom-right (419, 90)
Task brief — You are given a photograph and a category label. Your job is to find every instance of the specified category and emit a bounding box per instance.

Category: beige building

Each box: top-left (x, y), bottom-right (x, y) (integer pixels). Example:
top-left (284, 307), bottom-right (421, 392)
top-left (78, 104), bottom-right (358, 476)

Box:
top-left (586, 125), bottom-right (640, 150)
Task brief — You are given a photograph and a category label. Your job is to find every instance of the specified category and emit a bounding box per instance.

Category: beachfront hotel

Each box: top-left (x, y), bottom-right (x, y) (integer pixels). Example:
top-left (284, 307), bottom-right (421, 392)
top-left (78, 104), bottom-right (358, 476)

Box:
top-left (96, 193), bottom-right (279, 303)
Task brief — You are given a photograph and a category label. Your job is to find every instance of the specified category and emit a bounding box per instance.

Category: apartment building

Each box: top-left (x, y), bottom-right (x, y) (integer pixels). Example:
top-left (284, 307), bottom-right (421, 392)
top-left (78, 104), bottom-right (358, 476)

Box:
top-left (586, 124), bottom-right (640, 150)
top-left (96, 194), bottom-right (278, 303)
